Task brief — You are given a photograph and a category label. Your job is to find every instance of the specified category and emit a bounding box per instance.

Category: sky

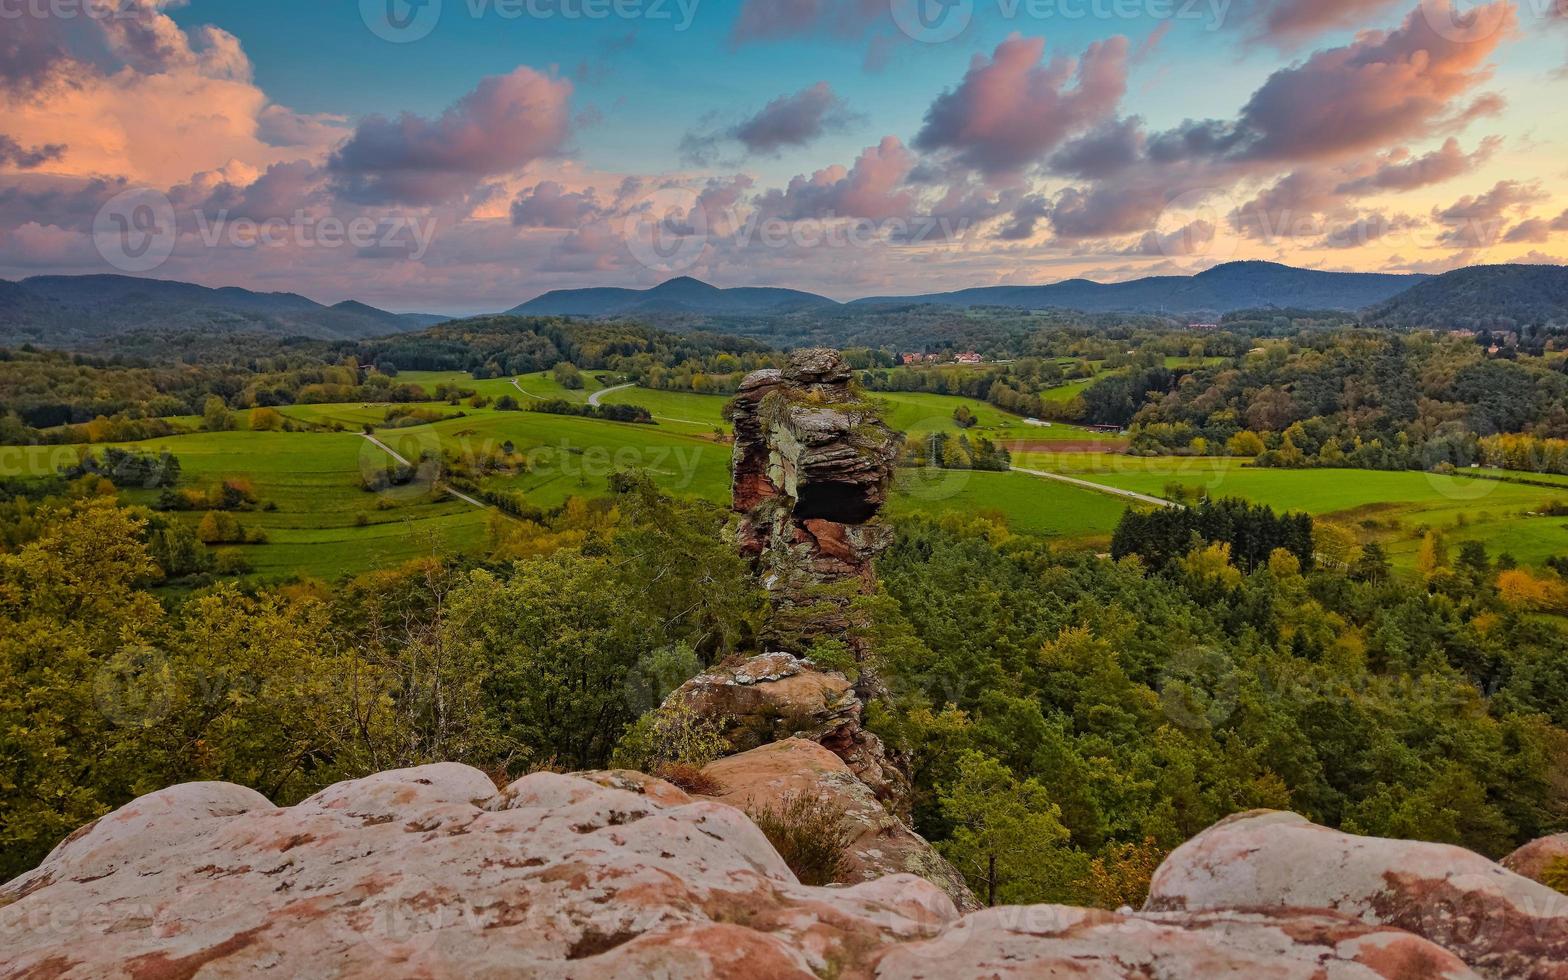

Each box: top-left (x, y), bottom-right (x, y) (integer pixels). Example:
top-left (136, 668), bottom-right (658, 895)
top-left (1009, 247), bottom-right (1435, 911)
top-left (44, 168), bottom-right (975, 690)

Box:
top-left (0, 0), bottom-right (1564, 313)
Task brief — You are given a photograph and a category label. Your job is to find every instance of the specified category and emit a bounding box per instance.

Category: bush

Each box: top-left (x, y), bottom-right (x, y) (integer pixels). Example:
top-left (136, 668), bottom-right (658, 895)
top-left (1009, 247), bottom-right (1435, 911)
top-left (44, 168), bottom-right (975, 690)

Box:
top-left (1544, 858), bottom-right (1568, 897)
top-left (752, 793), bottom-right (856, 886)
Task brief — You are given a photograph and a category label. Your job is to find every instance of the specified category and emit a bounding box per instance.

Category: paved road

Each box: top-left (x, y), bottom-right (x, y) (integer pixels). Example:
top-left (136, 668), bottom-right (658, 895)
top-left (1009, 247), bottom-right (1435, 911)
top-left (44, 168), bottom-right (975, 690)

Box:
top-left (588, 382), bottom-right (636, 407)
top-left (1013, 466), bottom-right (1178, 509)
top-left (510, 378), bottom-right (544, 400)
top-left (358, 432), bottom-right (490, 511)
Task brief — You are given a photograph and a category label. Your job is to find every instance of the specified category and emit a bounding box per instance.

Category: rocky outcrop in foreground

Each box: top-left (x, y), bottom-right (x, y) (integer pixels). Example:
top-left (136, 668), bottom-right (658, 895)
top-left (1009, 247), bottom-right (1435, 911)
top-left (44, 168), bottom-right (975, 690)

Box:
top-left (663, 652), bottom-right (910, 816)
top-left (1146, 810), bottom-right (1568, 979)
top-left (1507, 833), bottom-right (1568, 886)
top-left (6, 769), bottom-right (1561, 979)
top-left (701, 738), bottom-right (977, 913)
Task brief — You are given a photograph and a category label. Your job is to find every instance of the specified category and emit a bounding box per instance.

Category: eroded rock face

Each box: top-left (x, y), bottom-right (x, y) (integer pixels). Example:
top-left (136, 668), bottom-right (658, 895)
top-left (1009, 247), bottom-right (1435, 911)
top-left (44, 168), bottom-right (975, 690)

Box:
top-left (728, 349), bottom-right (901, 607)
top-left (872, 906), bottom-right (1481, 979)
top-left (699, 738), bottom-right (980, 914)
top-left (1506, 834), bottom-right (1568, 888)
top-left (663, 652), bottom-right (911, 815)
top-left (3, 773), bottom-right (1495, 980)
top-left (1145, 810), bottom-right (1568, 980)
top-left (0, 764), bottom-right (957, 979)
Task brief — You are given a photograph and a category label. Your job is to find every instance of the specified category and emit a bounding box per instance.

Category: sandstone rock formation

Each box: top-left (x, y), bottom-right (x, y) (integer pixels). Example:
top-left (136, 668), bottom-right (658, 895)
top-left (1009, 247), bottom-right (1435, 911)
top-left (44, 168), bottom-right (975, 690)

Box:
top-left (1, 764), bottom-right (952, 979)
top-left (699, 738), bottom-right (978, 913)
top-left (662, 651), bottom-right (910, 814)
top-left (873, 906), bottom-right (1479, 978)
top-left (727, 349), bottom-right (901, 618)
top-left (2, 767), bottom-right (1502, 979)
top-left (1145, 809), bottom-right (1568, 979)
top-left (1506, 833), bottom-right (1568, 888)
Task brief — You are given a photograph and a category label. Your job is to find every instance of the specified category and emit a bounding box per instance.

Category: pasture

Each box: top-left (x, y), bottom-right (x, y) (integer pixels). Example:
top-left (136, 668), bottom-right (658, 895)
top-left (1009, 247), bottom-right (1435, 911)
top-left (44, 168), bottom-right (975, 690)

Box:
top-left (12, 370), bottom-right (1566, 580)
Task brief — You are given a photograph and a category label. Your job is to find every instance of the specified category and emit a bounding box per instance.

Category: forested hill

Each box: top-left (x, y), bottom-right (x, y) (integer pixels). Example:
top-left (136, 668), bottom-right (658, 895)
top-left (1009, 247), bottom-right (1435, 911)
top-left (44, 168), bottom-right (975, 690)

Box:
top-left (511, 277), bottom-right (840, 317)
top-left (852, 261), bottom-right (1426, 314)
top-left (358, 315), bottom-right (774, 377)
top-left (1364, 264), bottom-right (1568, 330)
top-left (0, 275), bottom-right (448, 347)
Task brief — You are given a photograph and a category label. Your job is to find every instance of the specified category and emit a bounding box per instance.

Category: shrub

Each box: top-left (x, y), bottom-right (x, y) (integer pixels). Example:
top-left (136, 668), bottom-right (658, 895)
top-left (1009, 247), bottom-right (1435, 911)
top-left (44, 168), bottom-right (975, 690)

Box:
top-left (1544, 857), bottom-right (1568, 896)
top-left (752, 793), bottom-right (857, 886)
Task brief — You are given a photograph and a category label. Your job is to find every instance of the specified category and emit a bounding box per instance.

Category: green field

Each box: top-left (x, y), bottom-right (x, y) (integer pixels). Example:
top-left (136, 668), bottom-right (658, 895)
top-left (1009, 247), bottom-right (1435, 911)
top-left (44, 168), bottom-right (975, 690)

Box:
top-left (105, 431), bottom-right (488, 580)
top-left (887, 468), bottom-right (1129, 541)
top-left (14, 370), bottom-right (1567, 580)
top-left (1014, 453), bottom-right (1568, 570)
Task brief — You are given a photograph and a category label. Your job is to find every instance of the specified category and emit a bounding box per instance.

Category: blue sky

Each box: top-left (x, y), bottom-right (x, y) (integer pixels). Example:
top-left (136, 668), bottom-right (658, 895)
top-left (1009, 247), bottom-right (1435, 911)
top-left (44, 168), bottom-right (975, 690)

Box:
top-left (0, 0), bottom-right (1564, 310)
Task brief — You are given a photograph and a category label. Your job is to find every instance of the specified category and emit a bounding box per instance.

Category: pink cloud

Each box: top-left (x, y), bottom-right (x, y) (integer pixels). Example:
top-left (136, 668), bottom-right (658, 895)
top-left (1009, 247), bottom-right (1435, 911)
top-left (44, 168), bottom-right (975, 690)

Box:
top-left (757, 137), bottom-right (916, 221)
top-left (329, 68), bottom-right (573, 206)
top-left (1431, 180), bottom-right (1547, 247)
top-left (511, 181), bottom-right (602, 228)
top-left (682, 83), bottom-right (858, 164)
top-left (1246, 0), bottom-right (1409, 45)
top-left (1232, 1), bottom-right (1514, 163)
top-left (915, 34), bottom-right (1129, 177)
top-left (1334, 136), bottom-right (1500, 195)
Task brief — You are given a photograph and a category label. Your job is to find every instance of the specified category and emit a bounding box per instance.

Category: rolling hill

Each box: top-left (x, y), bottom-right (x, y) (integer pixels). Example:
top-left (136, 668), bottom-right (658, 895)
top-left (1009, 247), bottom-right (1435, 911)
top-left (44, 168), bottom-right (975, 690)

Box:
top-left (511, 276), bottom-right (841, 316)
top-left (1363, 264), bottom-right (1568, 329)
top-left (0, 275), bottom-right (449, 347)
top-left (851, 262), bottom-right (1429, 314)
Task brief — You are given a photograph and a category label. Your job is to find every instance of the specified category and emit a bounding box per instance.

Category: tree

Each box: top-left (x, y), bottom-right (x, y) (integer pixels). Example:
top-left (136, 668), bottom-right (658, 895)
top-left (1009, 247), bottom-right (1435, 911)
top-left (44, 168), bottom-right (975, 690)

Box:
top-left (250, 407), bottom-right (284, 431)
top-left (1226, 431), bottom-right (1266, 457)
top-left (1416, 531), bottom-right (1449, 580)
top-left (953, 405), bottom-right (978, 429)
top-left (553, 362), bottom-right (584, 390)
top-left (1352, 542), bottom-right (1392, 583)
top-left (448, 555), bottom-right (653, 770)
top-left (203, 396), bottom-right (234, 432)
top-left (937, 751), bottom-right (1081, 906)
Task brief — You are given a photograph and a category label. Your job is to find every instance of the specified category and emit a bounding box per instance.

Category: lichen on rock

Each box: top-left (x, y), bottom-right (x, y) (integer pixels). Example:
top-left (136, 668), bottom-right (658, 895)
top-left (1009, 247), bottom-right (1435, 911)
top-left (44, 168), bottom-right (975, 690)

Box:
top-left (3, 770), bottom-right (1521, 980)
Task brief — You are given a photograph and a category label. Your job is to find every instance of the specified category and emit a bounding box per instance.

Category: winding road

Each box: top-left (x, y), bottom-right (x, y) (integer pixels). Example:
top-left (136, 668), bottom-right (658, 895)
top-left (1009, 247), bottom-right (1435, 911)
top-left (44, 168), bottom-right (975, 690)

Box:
top-left (1013, 466), bottom-right (1178, 509)
top-left (358, 432), bottom-right (489, 511)
top-left (588, 383), bottom-right (636, 407)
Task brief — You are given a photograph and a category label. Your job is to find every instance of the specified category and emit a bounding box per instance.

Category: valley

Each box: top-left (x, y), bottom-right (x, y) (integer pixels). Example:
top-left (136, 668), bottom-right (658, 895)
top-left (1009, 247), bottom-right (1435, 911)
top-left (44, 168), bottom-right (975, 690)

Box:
top-left (11, 362), bottom-right (1564, 583)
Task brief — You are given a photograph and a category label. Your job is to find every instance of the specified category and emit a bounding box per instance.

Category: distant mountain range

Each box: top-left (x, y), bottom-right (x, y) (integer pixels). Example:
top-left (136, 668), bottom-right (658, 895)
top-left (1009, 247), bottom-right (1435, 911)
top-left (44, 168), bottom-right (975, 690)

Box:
top-left (510, 263), bottom-right (1431, 318)
top-left (0, 275), bottom-right (448, 347)
top-left (5, 262), bottom-right (1563, 349)
top-left (510, 276), bottom-right (838, 317)
top-left (849, 262), bottom-right (1430, 314)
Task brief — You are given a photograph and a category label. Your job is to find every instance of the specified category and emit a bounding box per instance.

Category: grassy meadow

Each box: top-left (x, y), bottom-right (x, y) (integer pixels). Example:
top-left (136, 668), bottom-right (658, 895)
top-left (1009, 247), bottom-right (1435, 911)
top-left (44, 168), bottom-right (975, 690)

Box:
top-left (1012, 452), bottom-right (1568, 570)
top-left (8, 368), bottom-right (1566, 581)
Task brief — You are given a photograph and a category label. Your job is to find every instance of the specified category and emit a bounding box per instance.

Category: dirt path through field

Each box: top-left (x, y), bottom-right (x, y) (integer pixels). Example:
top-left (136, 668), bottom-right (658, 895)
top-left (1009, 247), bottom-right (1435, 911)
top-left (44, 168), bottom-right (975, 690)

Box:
top-left (589, 383), bottom-right (636, 407)
top-left (358, 432), bottom-right (491, 512)
top-left (1012, 466), bottom-right (1177, 509)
